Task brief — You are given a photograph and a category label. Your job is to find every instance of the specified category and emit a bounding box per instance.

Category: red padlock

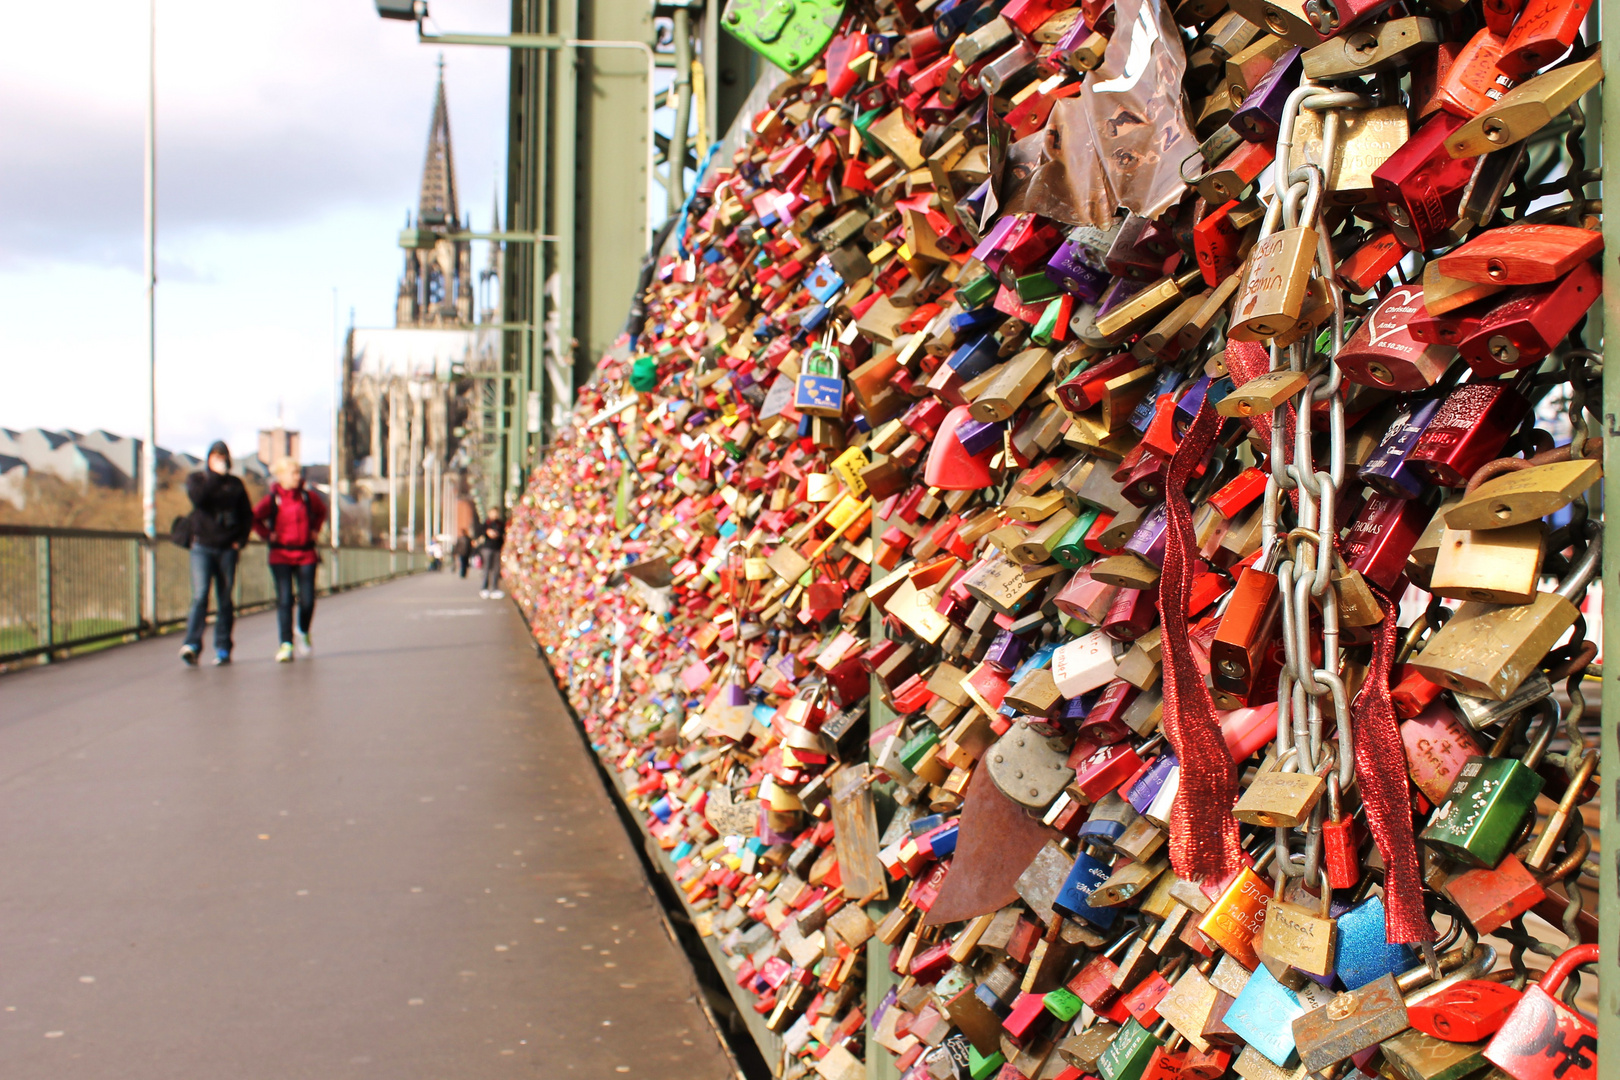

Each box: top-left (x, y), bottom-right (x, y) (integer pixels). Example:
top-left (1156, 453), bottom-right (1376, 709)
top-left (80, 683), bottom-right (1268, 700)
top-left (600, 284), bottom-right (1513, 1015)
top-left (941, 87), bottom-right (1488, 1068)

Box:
top-left (1484, 943), bottom-right (1599, 1080)
top-left (1321, 773), bottom-right (1362, 890)
top-left (1409, 979), bottom-right (1524, 1042)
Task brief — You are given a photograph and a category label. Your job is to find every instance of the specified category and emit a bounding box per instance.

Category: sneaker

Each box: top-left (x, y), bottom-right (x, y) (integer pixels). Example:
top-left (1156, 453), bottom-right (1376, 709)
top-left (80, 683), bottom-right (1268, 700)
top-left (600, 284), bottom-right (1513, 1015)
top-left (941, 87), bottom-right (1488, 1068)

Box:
top-left (212, 649), bottom-right (232, 666)
top-left (479, 589), bottom-right (490, 599)
top-left (296, 632), bottom-right (313, 657)
top-left (276, 643), bottom-right (295, 663)
top-left (179, 645), bottom-right (199, 666)
top-left (489, 589), bottom-right (505, 599)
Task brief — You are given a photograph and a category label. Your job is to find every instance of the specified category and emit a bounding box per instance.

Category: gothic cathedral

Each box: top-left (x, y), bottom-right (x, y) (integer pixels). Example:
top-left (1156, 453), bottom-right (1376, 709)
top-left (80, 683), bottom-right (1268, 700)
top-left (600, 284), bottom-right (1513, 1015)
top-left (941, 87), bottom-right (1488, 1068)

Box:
top-left (396, 62), bottom-right (474, 328)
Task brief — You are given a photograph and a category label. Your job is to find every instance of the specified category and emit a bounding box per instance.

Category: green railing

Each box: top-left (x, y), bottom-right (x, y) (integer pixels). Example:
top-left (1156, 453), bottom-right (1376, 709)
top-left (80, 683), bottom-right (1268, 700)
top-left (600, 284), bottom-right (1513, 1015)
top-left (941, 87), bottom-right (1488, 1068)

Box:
top-left (0, 525), bottom-right (431, 665)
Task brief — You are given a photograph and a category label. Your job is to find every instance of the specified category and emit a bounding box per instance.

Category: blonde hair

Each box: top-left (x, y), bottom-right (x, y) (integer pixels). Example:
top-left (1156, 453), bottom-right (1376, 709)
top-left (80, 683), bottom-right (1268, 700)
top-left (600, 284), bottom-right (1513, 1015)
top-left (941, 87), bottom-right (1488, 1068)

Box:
top-left (272, 458), bottom-right (302, 486)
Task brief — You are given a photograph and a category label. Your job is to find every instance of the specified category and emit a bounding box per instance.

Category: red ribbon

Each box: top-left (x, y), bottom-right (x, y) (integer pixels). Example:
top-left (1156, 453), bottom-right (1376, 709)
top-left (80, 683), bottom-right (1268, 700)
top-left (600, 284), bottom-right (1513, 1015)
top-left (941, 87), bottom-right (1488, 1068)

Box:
top-left (1358, 585), bottom-right (1436, 944)
top-left (1160, 397), bottom-right (1244, 883)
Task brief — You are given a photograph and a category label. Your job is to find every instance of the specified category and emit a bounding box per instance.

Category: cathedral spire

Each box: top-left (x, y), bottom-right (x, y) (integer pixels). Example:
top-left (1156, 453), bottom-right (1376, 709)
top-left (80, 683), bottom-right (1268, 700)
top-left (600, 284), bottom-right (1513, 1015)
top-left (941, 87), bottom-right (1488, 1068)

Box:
top-left (417, 56), bottom-right (459, 230)
top-left (396, 61), bottom-right (474, 329)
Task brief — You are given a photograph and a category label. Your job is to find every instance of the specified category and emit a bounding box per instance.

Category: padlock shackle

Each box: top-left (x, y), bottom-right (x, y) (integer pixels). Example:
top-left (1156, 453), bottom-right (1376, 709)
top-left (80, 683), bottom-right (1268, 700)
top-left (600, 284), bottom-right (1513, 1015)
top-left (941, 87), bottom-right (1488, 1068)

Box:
top-left (1539, 943), bottom-right (1599, 994)
top-left (1402, 944), bottom-right (1498, 1006)
top-left (1555, 533), bottom-right (1602, 601)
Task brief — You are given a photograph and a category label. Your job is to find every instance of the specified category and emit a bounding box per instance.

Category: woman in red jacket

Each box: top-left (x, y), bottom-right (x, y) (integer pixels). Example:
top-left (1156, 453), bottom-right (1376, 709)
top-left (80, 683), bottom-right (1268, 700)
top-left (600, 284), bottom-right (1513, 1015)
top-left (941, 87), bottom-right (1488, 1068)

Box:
top-left (253, 459), bottom-right (329, 663)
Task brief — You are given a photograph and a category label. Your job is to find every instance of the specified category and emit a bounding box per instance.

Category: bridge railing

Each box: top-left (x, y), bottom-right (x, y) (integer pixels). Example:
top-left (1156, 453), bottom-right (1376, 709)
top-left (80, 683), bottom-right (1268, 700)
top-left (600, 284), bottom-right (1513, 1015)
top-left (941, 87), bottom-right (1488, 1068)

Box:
top-left (0, 525), bottom-right (431, 665)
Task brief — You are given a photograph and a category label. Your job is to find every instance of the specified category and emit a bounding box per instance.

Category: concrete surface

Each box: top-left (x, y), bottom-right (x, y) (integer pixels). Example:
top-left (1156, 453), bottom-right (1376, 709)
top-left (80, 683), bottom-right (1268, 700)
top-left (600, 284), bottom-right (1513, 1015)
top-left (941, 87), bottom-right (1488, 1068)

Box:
top-left (0, 571), bottom-right (735, 1080)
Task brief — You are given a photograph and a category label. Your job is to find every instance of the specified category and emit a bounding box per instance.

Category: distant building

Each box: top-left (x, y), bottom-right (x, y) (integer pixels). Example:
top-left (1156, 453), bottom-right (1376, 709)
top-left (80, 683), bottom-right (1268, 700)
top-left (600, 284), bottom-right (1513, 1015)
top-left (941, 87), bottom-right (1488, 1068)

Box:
top-left (259, 427), bottom-right (301, 467)
top-left (395, 61), bottom-right (474, 329)
top-left (0, 428), bottom-right (204, 509)
top-left (334, 62), bottom-right (490, 543)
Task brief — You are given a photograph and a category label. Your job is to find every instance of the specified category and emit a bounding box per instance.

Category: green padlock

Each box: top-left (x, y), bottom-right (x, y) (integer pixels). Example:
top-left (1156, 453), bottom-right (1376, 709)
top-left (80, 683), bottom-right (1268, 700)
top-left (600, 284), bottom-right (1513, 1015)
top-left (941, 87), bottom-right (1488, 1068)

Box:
top-left (1097, 1018), bottom-right (1170, 1080)
top-left (720, 0), bottom-right (844, 73)
top-left (1420, 703), bottom-right (1553, 868)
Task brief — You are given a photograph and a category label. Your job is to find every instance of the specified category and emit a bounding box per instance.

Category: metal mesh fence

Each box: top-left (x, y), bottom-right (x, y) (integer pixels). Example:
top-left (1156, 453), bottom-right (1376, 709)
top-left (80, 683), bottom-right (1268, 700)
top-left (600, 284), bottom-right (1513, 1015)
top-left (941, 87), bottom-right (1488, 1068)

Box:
top-left (0, 526), bottom-right (430, 664)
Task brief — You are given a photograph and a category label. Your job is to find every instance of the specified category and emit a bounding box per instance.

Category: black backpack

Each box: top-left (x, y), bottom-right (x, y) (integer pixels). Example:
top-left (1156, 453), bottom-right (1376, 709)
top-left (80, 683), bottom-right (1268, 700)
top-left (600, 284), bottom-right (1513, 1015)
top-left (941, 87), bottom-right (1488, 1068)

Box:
top-left (169, 513), bottom-right (193, 549)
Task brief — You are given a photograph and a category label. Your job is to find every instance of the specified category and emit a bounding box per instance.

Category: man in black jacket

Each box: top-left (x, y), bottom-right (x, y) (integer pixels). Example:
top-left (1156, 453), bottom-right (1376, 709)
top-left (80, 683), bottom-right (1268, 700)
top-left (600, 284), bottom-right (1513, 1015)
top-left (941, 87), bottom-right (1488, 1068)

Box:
top-left (179, 441), bottom-right (254, 665)
top-left (478, 511), bottom-right (505, 599)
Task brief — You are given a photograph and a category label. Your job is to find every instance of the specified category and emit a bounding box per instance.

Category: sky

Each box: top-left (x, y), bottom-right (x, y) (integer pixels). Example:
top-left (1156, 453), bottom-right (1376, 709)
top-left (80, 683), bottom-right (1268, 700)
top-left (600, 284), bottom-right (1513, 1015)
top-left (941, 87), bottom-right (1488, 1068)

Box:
top-left (0, 1), bottom-right (522, 463)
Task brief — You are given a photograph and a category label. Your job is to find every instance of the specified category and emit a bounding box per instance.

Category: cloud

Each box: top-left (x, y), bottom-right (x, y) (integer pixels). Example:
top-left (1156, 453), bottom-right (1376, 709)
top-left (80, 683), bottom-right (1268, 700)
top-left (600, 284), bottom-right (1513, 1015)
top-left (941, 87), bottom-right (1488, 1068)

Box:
top-left (0, 0), bottom-right (511, 270)
top-left (0, 0), bottom-right (514, 462)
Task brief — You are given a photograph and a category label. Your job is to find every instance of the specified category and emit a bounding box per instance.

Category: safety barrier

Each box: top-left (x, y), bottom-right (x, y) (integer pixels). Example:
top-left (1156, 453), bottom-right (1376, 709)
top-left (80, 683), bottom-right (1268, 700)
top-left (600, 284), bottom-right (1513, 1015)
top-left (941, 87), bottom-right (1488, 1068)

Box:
top-left (0, 524), bottom-right (431, 664)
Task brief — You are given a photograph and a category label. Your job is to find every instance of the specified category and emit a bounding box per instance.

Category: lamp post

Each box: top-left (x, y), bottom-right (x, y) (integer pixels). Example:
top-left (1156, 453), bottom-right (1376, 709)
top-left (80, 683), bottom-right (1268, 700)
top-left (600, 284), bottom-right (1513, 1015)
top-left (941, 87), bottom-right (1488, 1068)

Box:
top-left (140, 0), bottom-right (158, 628)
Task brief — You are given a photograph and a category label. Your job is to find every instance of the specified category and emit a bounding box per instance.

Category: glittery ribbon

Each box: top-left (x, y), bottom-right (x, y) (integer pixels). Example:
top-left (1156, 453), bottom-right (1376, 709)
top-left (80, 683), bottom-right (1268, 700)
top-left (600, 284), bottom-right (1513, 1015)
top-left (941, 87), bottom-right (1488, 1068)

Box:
top-left (1357, 584), bottom-right (1436, 945)
top-left (1160, 397), bottom-right (1244, 883)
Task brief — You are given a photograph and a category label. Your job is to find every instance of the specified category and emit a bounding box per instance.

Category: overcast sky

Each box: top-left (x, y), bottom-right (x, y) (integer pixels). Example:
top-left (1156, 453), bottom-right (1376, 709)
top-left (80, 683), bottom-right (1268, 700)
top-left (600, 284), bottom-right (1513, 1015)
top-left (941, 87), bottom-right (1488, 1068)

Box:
top-left (0, 0), bottom-right (519, 461)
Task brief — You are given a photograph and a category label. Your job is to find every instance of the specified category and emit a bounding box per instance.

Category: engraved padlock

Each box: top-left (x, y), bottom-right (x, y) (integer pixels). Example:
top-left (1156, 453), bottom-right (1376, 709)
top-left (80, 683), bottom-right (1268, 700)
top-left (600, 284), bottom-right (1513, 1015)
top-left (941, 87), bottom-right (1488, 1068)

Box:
top-left (1230, 166), bottom-right (1323, 341)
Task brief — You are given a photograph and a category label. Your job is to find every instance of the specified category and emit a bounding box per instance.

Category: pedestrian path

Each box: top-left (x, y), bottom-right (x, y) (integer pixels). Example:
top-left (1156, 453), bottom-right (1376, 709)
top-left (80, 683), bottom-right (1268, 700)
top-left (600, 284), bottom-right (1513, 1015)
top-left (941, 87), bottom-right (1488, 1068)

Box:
top-left (0, 572), bottom-right (736, 1080)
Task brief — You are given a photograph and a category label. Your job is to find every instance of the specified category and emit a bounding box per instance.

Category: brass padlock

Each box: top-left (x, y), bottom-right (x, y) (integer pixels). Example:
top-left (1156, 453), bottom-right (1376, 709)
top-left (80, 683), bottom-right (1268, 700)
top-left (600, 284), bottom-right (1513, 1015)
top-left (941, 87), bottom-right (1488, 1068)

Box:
top-left (1232, 762), bottom-right (1327, 829)
top-left (1428, 522), bottom-right (1545, 605)
top-left (1230, 169), bottom-right (1323, 341)
top-left (1257, 869), bottom-right (1337, 979)
top-left (1411, 539), bottom-right (1599, 700)
top-left (1331, 551), bottom-right (1386, 628)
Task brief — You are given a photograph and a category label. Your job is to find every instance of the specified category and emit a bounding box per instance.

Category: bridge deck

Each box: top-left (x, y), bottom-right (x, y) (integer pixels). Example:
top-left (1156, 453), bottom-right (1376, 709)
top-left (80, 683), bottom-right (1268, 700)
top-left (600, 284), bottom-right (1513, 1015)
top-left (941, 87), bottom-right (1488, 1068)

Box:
top-left (0, 572), bottom-right (733, 1080)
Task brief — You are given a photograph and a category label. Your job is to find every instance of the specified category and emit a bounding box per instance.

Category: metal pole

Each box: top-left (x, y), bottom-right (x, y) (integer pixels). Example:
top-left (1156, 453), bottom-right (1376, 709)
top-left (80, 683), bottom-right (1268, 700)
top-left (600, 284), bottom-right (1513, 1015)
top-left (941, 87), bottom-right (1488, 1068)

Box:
top-left (407, 387), bottom-right (422, 552)
top-left (140, 0), bottom-right (158, 630)
top-left (1599, 0), bottom-right (1618, 1044)
top-left (331, 287), bottom-right (341, 552)
top-left (388, 385), bottom-right (399, 552)
top-left (668, 6), bottom-right (692, 214)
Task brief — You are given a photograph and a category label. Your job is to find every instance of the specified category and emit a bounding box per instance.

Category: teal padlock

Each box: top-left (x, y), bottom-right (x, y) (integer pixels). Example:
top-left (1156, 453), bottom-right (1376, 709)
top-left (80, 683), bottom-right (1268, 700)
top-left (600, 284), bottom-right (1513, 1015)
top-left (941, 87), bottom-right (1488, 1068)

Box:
top-left (720, 0), bottom-right (845, 73)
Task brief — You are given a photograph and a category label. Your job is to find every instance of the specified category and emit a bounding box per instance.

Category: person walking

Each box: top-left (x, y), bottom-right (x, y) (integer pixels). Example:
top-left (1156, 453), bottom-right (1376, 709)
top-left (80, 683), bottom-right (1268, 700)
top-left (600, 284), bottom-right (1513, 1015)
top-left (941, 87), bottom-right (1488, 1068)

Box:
top-left (454, 529), bottom-right (473, 578)
top-left (179, 441), bottom-right (254, 666)
top-left (477, 511), bottom-right (505, 599)
top-left (253, 458), bottom-right (328, 663)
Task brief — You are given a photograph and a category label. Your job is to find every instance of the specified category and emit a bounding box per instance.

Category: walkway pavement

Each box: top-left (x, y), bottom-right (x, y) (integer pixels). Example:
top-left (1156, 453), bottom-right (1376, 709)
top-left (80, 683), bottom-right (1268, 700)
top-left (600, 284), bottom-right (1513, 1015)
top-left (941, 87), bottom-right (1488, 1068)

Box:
top-left (0, 571), bottom-right (735, 1080)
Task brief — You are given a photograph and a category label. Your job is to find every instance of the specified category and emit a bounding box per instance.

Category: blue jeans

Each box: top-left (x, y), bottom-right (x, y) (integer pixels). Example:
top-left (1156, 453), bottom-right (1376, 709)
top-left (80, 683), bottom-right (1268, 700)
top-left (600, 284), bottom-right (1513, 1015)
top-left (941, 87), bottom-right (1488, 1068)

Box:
top-left (271, 562), bottom-right (317, 645)
top-left (183, 545), bottom-right (238, 653)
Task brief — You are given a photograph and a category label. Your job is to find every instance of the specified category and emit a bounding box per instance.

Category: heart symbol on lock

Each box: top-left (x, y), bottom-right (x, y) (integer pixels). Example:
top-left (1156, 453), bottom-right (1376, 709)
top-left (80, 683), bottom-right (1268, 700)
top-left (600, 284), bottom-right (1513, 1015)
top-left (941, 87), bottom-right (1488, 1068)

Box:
top-left (924, 404), bottom-right (996, 490)
top-left (1365, 287), bottom-right (1423, 345)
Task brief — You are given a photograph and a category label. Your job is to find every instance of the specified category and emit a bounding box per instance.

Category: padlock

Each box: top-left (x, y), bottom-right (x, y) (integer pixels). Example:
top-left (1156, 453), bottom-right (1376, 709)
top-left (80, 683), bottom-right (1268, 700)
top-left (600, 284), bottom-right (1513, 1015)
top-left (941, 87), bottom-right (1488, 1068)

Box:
top-left (1408, 979), bottom-right (1523, 1043)
top-left (1411, 539), bottom-right (1600, 701)
top-left (1420, 705), bottom-right (1554, 868)
top-left (1484, 944), bottom-right (1598, 1080)
top-left (1209, 541), bottom-right (1282, 694)
top-left (1427, 521), bottom-right (1545, 605)
top-left (1230, 170), bottom-right (1322, 341)
top-left (1257, 869), bottom-right (1337, 978)
top-left (1335, 285), bottom-right (1455, 391)
top-left (1231, 762), bottom-right (1326, 828)
top-left (1321, 773), bottom-right (1362, 890)
top-left (1405, 379), bottom-right (1531, 488)
top-left (1457, 261), bottom-right (1602, 376)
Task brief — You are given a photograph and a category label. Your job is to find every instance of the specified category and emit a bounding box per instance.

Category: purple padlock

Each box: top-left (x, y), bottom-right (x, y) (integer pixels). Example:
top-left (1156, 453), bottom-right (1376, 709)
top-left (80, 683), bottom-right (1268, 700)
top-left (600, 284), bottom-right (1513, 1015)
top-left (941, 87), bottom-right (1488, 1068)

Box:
top-left (1094, 276), bottom-right (1149, 319)
top-left (1123, 502), bottom-right (1171, 567)
top-left (1357, 398), bottom-right (1441, 499)
top-left (1127, 754), bottom-right (1178, 814)
top-left (1045, 230), bottom-right (1113, 303)
top-left (956, 417), bottom-right (1008, 457)
top-left (984, 629), bottom-right (1028, 673)
top-left (1231, 47), bottom-right (1303, 145)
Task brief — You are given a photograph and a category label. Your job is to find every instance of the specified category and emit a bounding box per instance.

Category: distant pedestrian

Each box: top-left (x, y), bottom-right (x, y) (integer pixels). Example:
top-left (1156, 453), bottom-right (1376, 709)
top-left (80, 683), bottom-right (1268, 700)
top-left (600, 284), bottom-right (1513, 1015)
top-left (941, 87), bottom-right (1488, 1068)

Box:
top-left (253, 458), bottom-right (328, 664)
top-left (179, 441), bottom-right (254, 666)
top-left (478, 511), bottom-right (505, 599)
top-left (454, 529), bottom-right (472, 578)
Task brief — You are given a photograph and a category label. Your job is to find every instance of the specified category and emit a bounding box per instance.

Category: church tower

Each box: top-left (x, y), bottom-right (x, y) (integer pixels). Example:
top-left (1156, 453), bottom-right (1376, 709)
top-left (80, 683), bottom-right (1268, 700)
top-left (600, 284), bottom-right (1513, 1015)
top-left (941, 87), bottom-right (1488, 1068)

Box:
top-left (396, 59), bottom-right (474, 328)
